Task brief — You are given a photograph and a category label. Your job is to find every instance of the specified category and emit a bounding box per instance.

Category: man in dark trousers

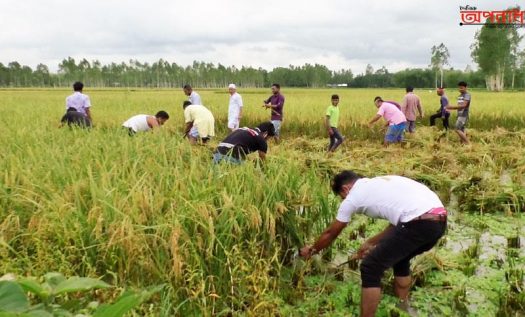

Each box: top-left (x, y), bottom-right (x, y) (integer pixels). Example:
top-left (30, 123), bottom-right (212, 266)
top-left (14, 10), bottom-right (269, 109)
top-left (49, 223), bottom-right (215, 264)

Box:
top-left (213, 121), bottom-right (275, 164)
top-left (300, 171), bottom-right (447, 317)
top-left (60, 107), bottom-right (92, 128)
top-left (429, 87), bottom-right (450, 130)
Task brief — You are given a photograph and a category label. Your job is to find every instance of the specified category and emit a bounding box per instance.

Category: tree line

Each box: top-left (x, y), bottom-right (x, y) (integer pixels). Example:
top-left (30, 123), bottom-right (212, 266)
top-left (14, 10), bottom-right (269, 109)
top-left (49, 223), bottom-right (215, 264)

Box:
top-left (0, 10), bottom-right (523, 90)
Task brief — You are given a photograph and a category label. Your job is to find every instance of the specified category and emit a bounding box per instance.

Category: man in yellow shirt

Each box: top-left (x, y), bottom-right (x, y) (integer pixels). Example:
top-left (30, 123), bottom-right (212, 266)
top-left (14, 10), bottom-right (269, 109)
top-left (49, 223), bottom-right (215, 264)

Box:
top-left (183, 101), bottom-right (215, 144)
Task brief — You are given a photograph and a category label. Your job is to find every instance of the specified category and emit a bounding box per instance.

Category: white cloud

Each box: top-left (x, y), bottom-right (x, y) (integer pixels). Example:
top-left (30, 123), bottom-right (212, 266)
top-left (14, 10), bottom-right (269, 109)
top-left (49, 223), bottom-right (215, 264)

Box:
top-left (0, 0), bottom-right (522, 73)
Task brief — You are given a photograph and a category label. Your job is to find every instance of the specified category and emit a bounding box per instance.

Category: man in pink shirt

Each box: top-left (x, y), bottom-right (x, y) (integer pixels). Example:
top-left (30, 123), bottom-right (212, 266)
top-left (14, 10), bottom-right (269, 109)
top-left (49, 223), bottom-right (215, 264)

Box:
top-left (400, 86), bottom-right (423, 133)
top-left (368, 97), bottom-right (407, 146)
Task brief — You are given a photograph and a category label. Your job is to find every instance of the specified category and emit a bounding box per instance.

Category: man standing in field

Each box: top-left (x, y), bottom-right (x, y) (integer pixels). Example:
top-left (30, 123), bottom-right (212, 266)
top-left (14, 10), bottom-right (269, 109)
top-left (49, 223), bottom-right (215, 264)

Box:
top-left (213, 121), bottom-right (275, 165)
top-left (400, 86), bottom-right (423, 133)
top-left (446, 81), bottom-right (471, 144)
top-left (66, 81), bottom-right (92, 123)
top-left (122, 111), bottom-right (170, 135)
top-left (429, 87), bottom-right (450, 130)
top-left (60, 107), bottom-right (92, 129)
top-left (325, 94), bottom-right (344, 152)
top-left (300, 170), bottom-right (447, 317)
top-left (227, 84), bottom-right (243, 131)
top-left (263, 83), bottom-right (285, 142)
top-left (183, 84), bottom-right (202, 105)
top-left (183, 101), bottom-right (215, 144)
top-left (368, 97), bottom-right (407, 146)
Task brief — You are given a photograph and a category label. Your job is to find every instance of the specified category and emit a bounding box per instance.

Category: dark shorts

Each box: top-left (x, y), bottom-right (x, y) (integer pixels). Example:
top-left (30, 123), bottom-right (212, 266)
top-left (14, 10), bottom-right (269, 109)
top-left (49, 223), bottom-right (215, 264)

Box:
top-left (360, 219), bottom-right (446, 288)
top-left (125, 127), bottom-right (136, 136)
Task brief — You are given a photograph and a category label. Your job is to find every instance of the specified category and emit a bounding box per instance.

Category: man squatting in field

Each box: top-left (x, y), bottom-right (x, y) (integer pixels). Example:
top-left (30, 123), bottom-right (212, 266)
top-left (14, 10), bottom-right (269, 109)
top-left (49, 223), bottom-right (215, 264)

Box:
top-left (368, 97), bottom-right (407, 146)
top-left (300, 171), bottom-right (447, 317)
top-left (325, 94), bottom-right (344, 152)
top-left (263, 83), bottom-right (285, 142)
top-left (213, 121), bottom-right (275, 165)
top-left (182, 101), bottom-right (215, 144)
top-left (446, 81), bottom-right (471, 144)
top-left (122, 111), bottom-right (170, 135)
top-left (60, 107), bottom-right (92, 128)
top-left (65, 81), bottom-right (92, 124)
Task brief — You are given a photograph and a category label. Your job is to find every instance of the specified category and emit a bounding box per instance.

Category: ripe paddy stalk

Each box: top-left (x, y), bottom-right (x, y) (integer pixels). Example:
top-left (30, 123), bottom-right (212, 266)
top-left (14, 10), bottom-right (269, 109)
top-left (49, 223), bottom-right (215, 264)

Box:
top-left (0, 89), bottom-right (524, 315)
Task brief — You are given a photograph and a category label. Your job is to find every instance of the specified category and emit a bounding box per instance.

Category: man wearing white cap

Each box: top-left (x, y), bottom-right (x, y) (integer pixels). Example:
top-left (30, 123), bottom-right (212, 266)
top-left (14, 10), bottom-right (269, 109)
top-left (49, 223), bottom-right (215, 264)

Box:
top-left (227, 84), bottom-right (243, 131)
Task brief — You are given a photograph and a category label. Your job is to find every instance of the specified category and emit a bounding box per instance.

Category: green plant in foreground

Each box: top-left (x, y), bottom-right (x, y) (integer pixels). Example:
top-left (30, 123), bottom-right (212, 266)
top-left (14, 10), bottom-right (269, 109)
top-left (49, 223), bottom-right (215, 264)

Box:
top-left (0, 273), bottom-right (162, 317)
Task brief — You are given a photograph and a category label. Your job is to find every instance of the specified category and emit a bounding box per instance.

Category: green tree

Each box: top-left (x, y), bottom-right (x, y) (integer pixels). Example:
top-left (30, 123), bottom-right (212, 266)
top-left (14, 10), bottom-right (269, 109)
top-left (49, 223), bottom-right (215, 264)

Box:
top-left (430, 43), bottom-right (450, 88)
top-left (471, 7), bottom-right (522, 91)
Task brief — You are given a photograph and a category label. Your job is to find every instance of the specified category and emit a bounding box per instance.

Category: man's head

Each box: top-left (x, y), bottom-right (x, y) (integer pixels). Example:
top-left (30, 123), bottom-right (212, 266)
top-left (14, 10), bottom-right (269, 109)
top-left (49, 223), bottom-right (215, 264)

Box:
top-left (406, 86), bottom-right (414, 93)
top-left (73, 81), bottom-right (84, 92)
top-left (332, 170), bottom-right (363, 199)
top-left (66, 107), bottom-right (77, 112)
top-left (155, 110), bottom-right (170, 125)
top-left (373, 96), bottom-right (383, 108)
top-left (437, 87), bottom-right (445, 96)
top-left (271, 83), bottom-right (280, 95)
top-left (183, 101), bottom-right (192, 109)
top-left (256, 121), bottom-right (276, 139)
top-left (183, 84), bottom-right (192, 96)
top-left (331, 94), bottom-right (339, 106)
top-left (228, 83), bottom-right (236, 95)
top-left (458, 81), bottom-right (468, 93)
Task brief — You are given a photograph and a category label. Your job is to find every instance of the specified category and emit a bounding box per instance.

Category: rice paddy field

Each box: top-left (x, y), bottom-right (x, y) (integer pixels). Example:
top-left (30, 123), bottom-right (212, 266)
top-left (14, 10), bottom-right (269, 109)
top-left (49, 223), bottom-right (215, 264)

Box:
top-left (0, 88), bottom-right (524, 316)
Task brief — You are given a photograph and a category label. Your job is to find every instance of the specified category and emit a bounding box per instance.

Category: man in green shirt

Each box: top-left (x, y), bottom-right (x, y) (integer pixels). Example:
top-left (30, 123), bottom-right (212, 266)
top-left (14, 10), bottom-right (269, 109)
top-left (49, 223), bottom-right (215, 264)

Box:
top-left (326, 94), bottom-right (344, 152)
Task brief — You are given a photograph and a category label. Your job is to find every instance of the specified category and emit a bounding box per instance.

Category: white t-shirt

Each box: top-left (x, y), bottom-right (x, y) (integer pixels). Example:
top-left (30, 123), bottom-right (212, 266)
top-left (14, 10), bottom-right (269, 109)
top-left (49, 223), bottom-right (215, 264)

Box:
top-left (228, 92), bottom-right (243, 121)
top-left (336, 176), bottom-right (444, 225)
top-left (66, 92), bottom-right (91, 115)
top-left (189, 91), bottom-right (202, 106)
top-left (122, 114), bottom-right (152, 132)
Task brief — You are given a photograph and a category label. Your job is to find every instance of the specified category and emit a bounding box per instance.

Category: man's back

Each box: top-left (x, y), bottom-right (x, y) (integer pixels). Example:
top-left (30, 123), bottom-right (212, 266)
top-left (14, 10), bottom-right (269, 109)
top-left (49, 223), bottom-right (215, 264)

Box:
top-left (401, 93), bottom-right (421, 121)
top-left (378, 102), bottom-right (406, 125)
top-left (337, 176), bottom-right (444, 225)
top-left (185, 104), bottom-right (214, 121)
top-left (218, 128), bottom-right (267, 159)
top-left (66, 92), bottom-right (91, 115)
top-left (122, 114), bottom-right (151, 132)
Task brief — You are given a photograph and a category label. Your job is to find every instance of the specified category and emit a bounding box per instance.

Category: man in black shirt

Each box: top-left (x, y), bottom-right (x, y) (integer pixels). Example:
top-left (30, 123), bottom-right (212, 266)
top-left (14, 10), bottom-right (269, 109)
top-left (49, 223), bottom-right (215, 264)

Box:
top-left (60, 107), bottom-right (92, 128)
top-left (213, 121), bottom-right (275, 164)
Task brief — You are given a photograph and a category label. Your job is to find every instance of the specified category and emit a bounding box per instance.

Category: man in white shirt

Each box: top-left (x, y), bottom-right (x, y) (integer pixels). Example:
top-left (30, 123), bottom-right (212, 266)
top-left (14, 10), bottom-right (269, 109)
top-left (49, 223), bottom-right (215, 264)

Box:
top-left (122, 111), bottom-right (170, 135)
top-left (227, 84), bottom-right (243, 131)
top-left (183, 84), bottom-right (202, 106)
top-left (66, 82), bottom-right (92, 122)
top-left (300, 171), bottom-right (447, 317)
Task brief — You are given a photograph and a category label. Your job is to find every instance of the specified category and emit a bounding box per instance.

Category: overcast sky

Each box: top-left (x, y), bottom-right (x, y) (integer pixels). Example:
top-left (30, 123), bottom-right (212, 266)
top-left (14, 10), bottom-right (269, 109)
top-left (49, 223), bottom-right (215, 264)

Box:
top-left (0, 0), bottom-right (523, 74)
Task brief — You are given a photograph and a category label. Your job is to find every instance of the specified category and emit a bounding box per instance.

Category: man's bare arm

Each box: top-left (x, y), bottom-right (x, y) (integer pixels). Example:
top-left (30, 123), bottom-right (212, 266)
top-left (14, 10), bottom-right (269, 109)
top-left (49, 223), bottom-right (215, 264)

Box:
top-left (300, 220), bottom-right (347, 259)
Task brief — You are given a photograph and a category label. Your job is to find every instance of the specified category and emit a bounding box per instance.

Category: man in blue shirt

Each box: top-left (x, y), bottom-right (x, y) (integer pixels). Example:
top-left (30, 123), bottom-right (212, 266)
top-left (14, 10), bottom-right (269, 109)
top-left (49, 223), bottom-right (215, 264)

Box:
top-left (429, 87), bottom-right (450, 130)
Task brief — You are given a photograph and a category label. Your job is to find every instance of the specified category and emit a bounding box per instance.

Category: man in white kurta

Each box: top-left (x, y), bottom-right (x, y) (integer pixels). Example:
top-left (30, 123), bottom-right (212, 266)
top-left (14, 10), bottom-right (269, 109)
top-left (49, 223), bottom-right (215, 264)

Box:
top-left (227, 84), bottom-right (243, 131)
